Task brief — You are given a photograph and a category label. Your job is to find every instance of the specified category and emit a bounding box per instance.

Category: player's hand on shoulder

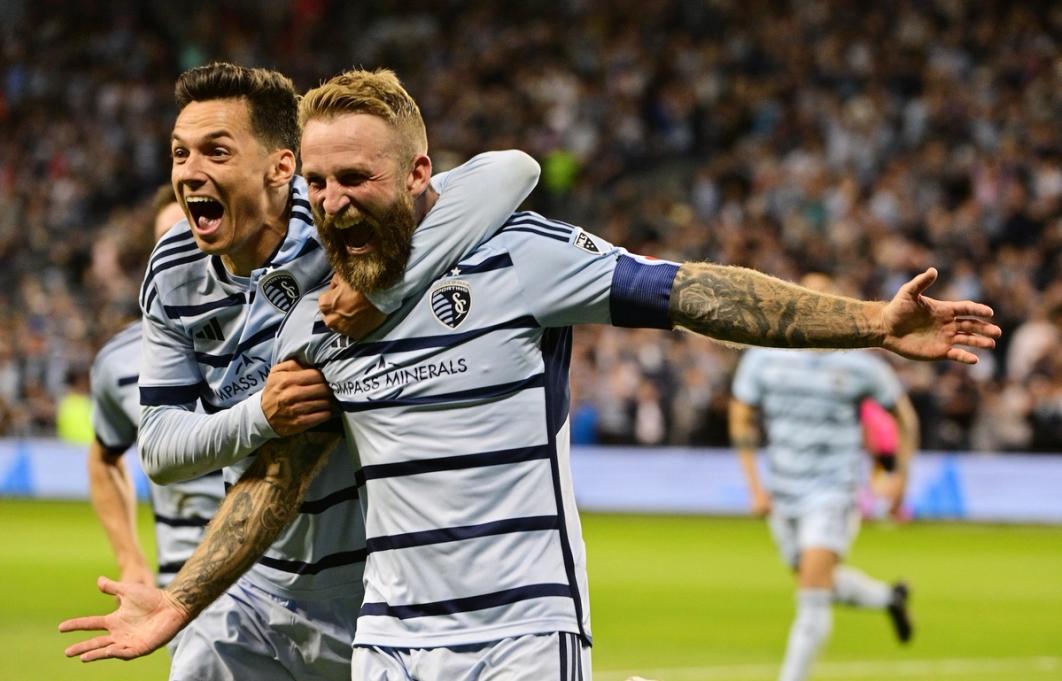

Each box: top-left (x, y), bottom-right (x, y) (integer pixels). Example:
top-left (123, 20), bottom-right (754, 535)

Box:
top-left (319, 274), bottom-right (386, 340)
top-left (59, 576), bottom-right (188, 662)
top-left (262, 359), bottom-right (335, 437)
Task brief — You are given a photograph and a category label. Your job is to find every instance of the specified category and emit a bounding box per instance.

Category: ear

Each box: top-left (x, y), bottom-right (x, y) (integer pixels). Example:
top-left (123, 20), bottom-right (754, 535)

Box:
top-left (267, 149), bottom-right (297, 188)
top-left (406, 153), bottom-right (432, 197)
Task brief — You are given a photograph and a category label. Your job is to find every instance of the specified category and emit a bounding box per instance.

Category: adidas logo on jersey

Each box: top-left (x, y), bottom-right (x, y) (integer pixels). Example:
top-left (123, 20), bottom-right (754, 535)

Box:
top-left (329, 335), bottom-right (353, 350)
top-left (194, 318), bottom-right (225, 342)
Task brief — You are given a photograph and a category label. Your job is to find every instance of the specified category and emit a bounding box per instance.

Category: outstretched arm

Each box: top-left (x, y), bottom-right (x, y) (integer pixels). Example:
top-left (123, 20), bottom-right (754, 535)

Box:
top-left (669, 264), bottom-right (1000, 363)
top-left (60, 430), bottom-right (339, 662)
top-left (86, 441), bottom-right (153, 587)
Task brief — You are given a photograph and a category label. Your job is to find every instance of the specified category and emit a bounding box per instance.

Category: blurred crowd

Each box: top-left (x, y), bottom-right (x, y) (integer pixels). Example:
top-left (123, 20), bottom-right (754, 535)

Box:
top-left (0, 0), bottom-right (1059, 451)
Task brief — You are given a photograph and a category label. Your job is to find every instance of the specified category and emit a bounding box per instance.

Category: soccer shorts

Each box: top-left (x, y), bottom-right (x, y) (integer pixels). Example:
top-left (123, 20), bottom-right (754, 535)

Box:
top-left (353, 631), bottom-right (591, 680)
top-left (169, 577), bottom-right (359, 681)
top-left (768, 503), bottom-right (861, 569)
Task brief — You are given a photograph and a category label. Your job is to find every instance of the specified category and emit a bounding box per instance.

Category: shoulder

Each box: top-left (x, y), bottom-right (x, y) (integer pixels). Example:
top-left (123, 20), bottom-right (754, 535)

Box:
top-left (139, 222), bottom-right (210, 307)
top-left (274, 281), bottom-right (328, 363)
top-left (92, 321), bottom-right (142, 377)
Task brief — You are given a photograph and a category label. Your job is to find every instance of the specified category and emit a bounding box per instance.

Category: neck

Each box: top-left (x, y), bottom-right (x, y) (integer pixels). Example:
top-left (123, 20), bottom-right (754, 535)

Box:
top-left (414, 184), bottom-right (439, 225)
top-left (221, 186), bottom-right (292, 276)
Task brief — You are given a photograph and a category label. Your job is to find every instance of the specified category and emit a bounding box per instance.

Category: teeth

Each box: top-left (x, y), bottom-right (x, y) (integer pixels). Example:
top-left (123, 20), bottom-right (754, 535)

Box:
top-left (186, 197), bottom-right (216, 204)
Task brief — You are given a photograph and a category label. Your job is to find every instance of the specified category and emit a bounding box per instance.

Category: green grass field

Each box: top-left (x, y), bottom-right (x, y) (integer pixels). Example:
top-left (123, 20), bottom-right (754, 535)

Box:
top-left (1, 500), bottom-right (1060, 681)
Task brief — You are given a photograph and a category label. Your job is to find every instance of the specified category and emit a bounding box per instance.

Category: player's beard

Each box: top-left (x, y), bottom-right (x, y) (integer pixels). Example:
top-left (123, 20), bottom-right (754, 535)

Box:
top-left (314, 192), bottom-right (417, 294)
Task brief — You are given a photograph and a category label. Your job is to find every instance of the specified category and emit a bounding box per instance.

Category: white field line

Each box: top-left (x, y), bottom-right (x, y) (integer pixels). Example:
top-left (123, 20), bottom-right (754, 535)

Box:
top-left (596, 655), bottom-right (1062, 681)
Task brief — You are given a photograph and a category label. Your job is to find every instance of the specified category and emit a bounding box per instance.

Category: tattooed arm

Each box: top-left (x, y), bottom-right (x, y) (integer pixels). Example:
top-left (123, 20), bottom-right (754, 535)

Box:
top-left (59, 431), bottom-right (340, 662)
top-left (166, 430), bottom-right (339, 616)
top-left (668, 264), bottom-right (1000, 364)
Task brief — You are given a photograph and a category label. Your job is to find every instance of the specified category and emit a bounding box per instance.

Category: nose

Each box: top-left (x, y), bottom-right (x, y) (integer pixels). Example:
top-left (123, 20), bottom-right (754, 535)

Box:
top-left (172, 152), bottom-right (207, 191)
top-left (320, 182), bottom-right (351, 217)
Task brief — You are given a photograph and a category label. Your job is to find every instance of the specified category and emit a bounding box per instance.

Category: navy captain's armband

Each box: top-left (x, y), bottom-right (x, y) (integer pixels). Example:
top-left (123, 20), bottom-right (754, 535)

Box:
top-left (609, 255), bottom-right (680, 329)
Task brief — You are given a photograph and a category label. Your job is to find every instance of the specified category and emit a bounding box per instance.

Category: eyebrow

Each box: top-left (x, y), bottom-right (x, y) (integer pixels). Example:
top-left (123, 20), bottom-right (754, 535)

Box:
top-left (171, 130), bottom-right (237, 143)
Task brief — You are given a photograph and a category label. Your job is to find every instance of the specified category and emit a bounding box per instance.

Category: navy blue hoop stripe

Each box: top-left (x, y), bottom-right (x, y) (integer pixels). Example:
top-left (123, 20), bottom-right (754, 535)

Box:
top-left (365, 515), bottom-right (559, 554)
top-left (359, 583), bottom-right (571, 620)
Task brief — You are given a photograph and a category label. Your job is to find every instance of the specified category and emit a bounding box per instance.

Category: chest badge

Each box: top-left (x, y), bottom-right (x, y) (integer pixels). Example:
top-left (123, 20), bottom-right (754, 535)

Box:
top-left (260, 271), bottom-right (300, 312)
top-left (431, 281), bottom-right (472, 329)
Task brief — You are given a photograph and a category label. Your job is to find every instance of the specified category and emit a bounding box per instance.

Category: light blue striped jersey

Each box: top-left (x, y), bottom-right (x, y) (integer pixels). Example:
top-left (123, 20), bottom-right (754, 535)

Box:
top-left (275, 211), bottom-right (680, 647)
top-left (90, 321), bottom-right (224, 587)
top-left (136, 154), bottom-right (539, 599)
top-left (731, 348), bottom-right (903, 513)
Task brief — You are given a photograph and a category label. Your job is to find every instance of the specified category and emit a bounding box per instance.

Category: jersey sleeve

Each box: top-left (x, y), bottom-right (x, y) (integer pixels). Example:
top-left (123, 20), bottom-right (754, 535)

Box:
top-left (731, 350), bottom-right (766, 406)
top-left (136, 282), bottom-right (277, 484)
top-left (364, 150), bottom-right (540, 314)
top-left (89, 356), bottom-right (136, 452)
top-left (272, 289), bottom-right (325, 365)
top-left (505, 218), bottom-right (680, 328)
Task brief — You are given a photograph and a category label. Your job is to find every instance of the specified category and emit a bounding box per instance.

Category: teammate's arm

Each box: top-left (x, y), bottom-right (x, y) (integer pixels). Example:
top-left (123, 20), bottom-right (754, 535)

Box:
top-left (728, 398), bottom-right (771, 517)
top-left (60, 430), bottom-right (340, 662)
top-left (883, 393), bottom-right (919, 517)
top-left (321, 150), bottom-right (540, 336)
top-left (86, 441), bottom-right (153, 587)
top-left (137, 293), bottom-right (333, 484)
top-left (668, 264), bottom-right (999, 363)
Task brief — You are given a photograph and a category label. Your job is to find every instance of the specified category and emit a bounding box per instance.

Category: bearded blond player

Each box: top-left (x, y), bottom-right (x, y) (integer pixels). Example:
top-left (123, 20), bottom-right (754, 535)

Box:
top-left (62, 69), bottom-right (1000, 680)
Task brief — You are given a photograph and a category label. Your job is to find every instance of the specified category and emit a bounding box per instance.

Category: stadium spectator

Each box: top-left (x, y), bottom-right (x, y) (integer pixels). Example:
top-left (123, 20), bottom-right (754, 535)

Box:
top-left (1, 0), bottom-right (1059, 450)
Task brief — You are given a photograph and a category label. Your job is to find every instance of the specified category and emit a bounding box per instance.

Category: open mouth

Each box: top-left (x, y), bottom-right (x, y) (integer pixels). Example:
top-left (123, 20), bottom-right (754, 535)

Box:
top-left (186, 196), bottom-right (225, 234)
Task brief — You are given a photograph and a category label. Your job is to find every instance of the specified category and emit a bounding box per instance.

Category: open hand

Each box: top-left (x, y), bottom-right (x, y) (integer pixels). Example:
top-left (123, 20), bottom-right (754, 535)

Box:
top-left (319, 274), bottom-right (386, 340)
top-left (881, 268), bottom-right (1001, 364)
top-left (59, 576), bottom-right (189, 662)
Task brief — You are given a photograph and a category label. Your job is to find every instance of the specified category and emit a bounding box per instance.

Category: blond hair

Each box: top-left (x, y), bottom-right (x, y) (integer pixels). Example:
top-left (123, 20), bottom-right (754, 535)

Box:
top-left (299, 68), bottom-right (427, 162)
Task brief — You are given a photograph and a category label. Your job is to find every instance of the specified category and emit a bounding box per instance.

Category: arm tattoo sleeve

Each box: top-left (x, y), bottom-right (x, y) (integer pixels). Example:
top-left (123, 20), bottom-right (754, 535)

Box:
top-left (668, 263), bottom-right (885, 349)
top-left (164, 431), bottom-right (341, 616)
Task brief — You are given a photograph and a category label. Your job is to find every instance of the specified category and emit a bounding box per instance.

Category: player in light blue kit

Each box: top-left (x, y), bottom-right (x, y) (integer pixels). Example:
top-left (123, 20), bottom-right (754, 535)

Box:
top-left (729, 273), bottom-right (920, 681)
top-left (62, 63), bottom-right (539, 681)
top-left (88, 187), bottom-right (225, 641)
top-left (62, 69), bottom-right (1000, 680)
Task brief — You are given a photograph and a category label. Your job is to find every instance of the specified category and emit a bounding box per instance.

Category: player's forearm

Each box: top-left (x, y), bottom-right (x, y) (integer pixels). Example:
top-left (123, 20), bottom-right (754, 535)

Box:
top-left (366, 150), bottom-right (540, 314)
top-left (669, 263), bottom-right (886, 348)
top-left (87, 443), bottom-right (149, 573)
top-left (729, 401), bottom-right (764, 491)
top-left (891, 394), bottom-right (920, 476)
top-left (138, 393), bottom-right (276, 484)
top-left (163, 431), bottom-right (340, 619)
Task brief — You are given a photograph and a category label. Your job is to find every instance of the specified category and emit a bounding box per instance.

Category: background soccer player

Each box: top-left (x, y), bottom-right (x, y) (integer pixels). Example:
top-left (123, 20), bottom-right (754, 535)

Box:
top-left (88, 185), bottom-right (224, 616)
top-left (61, 68), bottom-right (999, 680)
top-left (729, 273), bottom-right (919, 681)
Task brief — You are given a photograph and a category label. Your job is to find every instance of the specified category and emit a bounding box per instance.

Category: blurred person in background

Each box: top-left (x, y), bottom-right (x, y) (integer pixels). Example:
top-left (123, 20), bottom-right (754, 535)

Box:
top-left (729, 275), bottom-right (920, 681)
top-left (86, 185), bottom-right (225, 657)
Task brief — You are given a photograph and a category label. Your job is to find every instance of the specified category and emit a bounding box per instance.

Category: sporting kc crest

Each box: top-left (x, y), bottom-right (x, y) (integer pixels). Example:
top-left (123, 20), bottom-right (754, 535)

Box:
top-left (431, 281), bottom-right (472, 329)
top-left (260, 271), bottom-right (300, 312)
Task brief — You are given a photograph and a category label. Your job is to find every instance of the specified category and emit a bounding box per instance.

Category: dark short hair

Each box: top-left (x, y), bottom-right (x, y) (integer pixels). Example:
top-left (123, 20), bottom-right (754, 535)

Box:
top-left (175, 62), bottom-right (299, 152)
